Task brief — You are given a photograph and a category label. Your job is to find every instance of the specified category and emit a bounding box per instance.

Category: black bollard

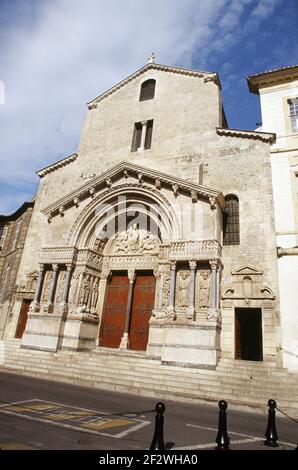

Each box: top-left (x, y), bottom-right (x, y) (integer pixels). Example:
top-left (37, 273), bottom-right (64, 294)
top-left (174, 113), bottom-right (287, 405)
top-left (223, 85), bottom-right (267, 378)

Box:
top-left (150, 402), bottom-right (166, 451)
top-left (264, 399), bottom-right (279, 447)
top-left (215, 400), bottom-right (230, 450)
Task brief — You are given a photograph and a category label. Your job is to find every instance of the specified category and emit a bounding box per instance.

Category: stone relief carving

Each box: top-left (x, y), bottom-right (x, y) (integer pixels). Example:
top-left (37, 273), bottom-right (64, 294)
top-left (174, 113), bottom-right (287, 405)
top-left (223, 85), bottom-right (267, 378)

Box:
top-left (199, 271), bottom-right (210, 308)
top-left (42, 272), bottom-right (52, 303)
top-left (79, 274), bottom-right (91, 307)
top-left (55, 272), bottom-right (66, 304)
top-left (68, 270), bottom-right (80, 305)
top-left (114, 224), bottom-right (158, 255)
top-left (76, 274), bottom-right (99, 318)
top-left (178, 271), bottom-right (189, 308)
top-left (162, 275), bottom-right (170, 308)
top-left (91, 278), bottom-right (99, 309)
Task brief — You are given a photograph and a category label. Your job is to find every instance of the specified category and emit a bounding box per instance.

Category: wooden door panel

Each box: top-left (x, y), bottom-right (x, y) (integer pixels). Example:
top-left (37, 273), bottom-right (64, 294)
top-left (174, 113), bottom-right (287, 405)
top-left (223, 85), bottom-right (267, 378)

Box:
top-left (130, 274), bottom-right (155, 351)
top-left (100, 275), bottom-right (129, 348)
top-left (15, 299), bottom-right (31, 339)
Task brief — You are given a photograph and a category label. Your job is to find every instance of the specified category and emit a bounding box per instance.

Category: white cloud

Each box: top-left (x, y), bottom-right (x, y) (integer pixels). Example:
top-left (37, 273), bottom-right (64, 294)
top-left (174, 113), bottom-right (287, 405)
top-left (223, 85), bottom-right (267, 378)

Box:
top-left (0, 0), bottom-right (281, 213)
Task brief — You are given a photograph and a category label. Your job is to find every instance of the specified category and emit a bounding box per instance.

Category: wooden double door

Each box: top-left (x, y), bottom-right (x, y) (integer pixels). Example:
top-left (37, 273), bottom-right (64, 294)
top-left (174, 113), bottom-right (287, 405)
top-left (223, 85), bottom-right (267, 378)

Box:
top-left (100, 271), bottom-right (156, 351)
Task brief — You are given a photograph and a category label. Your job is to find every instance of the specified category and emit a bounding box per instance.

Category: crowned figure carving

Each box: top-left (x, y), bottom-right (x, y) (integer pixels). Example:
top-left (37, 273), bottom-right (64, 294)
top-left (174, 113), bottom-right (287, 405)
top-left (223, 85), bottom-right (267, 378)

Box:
top-left (114, 224), bottom-right (158, 255)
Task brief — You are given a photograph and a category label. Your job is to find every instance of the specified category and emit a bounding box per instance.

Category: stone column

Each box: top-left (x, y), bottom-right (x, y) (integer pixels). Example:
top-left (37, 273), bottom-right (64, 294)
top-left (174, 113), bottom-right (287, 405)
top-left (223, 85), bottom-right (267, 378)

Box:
top-left (187, 261), bottom-right (197, 320)
top-left (30, 264), bottom-right (45, 312)
top-left (61, 264), bottom-right (73, 306)
top-left (166, 262), bottom-right (176, 319)
top-left (208, 259), bottom-right (219, 321)
top-left (47, 264), bottom-right (59, 312)
top-left (138, 121), bottom-right (148, 151)
top-left (119, 269), bottom-right (135, 349)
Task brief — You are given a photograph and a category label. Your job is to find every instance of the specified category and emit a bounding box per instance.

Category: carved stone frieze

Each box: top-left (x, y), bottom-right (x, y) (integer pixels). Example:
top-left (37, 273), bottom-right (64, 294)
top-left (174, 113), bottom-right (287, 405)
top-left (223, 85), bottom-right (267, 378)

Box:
top-left (40, 247), bottom-right (77, 265)
top-left (169, 240), bottom-right (221, 261)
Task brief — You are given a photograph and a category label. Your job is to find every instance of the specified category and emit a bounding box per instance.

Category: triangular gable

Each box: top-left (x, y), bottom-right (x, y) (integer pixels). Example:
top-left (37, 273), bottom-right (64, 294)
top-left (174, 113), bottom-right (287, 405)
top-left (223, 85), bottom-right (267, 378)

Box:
top-left (41, 161), bottom-right (225, 221)
top-left (87, 62), bottom-right (220, 108)
top-left (231, 265), bottom-right (263, 276)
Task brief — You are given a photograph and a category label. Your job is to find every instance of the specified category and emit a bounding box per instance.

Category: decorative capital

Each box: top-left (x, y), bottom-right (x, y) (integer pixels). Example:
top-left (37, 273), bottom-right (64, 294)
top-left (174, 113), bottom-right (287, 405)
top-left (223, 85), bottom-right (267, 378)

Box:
top-left (170, 262), bottom-right (176, 271)
top-left (209, 259), bottom-right (218, 269)
top-left (66, 263), bottom-right (73, 272)
top-left (89, 187), bottom-right (95, 198)
top-left (59, 206), bottom-right (64, 216)
top-left (52, 263), bottom-right (59, 272)
top-left (38, 263), bottom-right (45, 273)
top-left (106, 178), bottom-right (112, 188)
top-left (189, 261), bottom-right (197, 271)
top-left (128, 268), bottom-right (136, 283)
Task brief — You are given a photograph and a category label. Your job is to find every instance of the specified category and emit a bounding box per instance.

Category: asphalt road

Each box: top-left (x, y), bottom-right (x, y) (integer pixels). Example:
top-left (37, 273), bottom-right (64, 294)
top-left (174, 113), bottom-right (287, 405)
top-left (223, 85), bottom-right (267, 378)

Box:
top-left (0, 371), bottom-right (297, 451)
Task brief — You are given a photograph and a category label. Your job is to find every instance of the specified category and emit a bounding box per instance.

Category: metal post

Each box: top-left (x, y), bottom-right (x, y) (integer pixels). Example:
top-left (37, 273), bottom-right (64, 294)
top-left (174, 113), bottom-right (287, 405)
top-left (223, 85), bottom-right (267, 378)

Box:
top-left (215, 400), bottom-right (230, 450)
top-left (150, 402), bottom-right (166, 451)
top-left (264, 399), bottom-right (279, 447)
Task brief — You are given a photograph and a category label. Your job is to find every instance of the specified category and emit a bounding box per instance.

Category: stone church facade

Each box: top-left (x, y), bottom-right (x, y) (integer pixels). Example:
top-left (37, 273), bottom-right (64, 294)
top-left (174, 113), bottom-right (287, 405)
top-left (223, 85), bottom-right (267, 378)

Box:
top-left (1, 60), bottom-right (282, 371)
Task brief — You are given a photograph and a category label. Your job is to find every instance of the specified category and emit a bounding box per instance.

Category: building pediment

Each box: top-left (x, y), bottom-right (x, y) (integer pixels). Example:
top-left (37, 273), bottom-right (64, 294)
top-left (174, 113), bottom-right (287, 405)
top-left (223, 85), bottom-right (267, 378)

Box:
top-left (231, 265), bottom-right (263, 276)
top-left (41, 161), bottom-right (225, 222)
top-left (87, 62), bottom-right (220, 109)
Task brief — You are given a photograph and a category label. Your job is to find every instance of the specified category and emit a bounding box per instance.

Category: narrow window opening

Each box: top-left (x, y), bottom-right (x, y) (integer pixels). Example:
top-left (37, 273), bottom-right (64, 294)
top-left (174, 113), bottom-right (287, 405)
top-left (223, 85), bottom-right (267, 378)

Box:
top-left (139, 79), bottom-right (156, 101)
top-left (223, 195), bottom-right (240, 245)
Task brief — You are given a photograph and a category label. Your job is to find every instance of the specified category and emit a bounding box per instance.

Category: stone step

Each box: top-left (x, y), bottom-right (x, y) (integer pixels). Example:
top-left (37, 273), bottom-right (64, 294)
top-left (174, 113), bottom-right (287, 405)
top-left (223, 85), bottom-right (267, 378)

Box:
top-left (2, 364), bottom-right (297, 415)
top-left (4, 349), bottom-right (298, 388)
top-left (3, 361), bottom-right (297, 403)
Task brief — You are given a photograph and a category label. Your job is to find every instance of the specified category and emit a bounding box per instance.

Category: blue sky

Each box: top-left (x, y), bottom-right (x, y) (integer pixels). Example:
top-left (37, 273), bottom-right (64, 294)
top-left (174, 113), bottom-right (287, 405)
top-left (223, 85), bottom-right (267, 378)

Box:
top-left (0, 0), bottom-right (297, 214)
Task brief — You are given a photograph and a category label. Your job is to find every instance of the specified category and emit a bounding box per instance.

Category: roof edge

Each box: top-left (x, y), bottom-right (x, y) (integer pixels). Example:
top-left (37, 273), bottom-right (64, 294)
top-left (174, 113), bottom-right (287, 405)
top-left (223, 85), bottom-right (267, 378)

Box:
top-left (0, 201), bottom-right (34, 221)
top-left (216, 127), bottom-right (276, 143)
top-left (247, 64), bottom-right (298, 94)
top-left (36, 153), bottom-right (78, 178)
top-left (87, 63), bottom-right (221, 108)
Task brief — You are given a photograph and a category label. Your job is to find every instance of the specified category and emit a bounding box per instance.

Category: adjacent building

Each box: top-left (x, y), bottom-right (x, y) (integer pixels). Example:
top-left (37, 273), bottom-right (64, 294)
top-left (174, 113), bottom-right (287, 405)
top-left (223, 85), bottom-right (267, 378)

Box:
top-left (248, 65), bottom-right (298, 371)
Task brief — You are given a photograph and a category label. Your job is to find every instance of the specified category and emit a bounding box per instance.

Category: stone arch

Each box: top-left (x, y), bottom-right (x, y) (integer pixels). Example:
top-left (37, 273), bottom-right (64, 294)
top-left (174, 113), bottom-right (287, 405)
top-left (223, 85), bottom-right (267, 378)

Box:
top-left (67, 184), bottom-right (180, 249)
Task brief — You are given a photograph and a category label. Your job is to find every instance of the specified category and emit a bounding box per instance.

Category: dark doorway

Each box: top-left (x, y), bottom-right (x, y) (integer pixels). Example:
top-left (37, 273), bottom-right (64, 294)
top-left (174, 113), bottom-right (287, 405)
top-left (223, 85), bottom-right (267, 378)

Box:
top-left (100, 273), bottom-right (129, 348)
top-left (15, 299), bottom-right (31, 339)
top-left (235, 308), bottom-right (263, 361)
top-left (129, 271), bottom-right (156, 351)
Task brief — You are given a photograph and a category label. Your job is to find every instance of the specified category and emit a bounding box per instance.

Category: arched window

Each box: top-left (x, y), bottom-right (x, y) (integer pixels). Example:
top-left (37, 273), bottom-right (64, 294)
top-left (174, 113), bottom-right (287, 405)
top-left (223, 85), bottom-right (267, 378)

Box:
top-left (139, 79), bottom-right (156, 101)
top-left (223, 194), bottom-right (240, 245)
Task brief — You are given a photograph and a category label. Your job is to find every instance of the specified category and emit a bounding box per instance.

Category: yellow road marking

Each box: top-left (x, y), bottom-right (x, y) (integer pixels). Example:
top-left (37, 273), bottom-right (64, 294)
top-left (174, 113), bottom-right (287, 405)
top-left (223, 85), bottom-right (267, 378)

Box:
top-left (3, 405), bottom-right (29, 413)
top-left (0, 443), bottom-right (34, 450)
top-left (44, 413), bottom-right (74, 421)
top-left (82, 418), bottom-right (135, 431)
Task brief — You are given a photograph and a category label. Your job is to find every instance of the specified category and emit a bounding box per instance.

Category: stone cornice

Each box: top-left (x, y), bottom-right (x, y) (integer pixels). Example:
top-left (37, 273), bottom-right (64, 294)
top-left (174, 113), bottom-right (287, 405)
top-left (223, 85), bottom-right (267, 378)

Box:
top-left (87, 63), bottom-right (221, 108)
top-left (41, 161), bottom-right (225, 221)
top-left (216, 127), bottom-right (276, 143)
top-left (247, 65), bottom-right (298, 94)
top-left (36, 153), bottom-right (78, 178)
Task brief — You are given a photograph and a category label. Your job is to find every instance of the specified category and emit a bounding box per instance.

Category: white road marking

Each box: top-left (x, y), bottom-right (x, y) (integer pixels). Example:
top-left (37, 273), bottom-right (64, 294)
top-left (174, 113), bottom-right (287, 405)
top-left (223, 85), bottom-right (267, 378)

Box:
top-left (177, 437), bottom-right (260, 450)
top-left (185, 423), bottom-right (297, 448)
